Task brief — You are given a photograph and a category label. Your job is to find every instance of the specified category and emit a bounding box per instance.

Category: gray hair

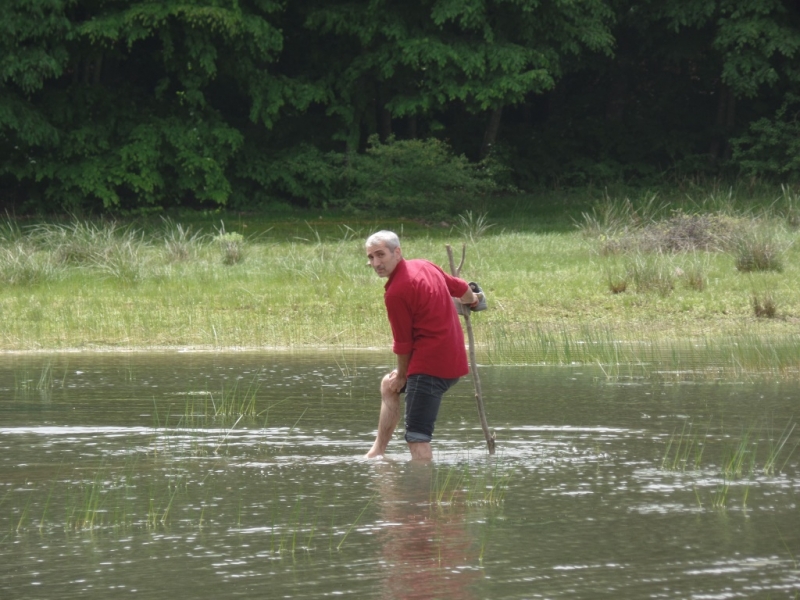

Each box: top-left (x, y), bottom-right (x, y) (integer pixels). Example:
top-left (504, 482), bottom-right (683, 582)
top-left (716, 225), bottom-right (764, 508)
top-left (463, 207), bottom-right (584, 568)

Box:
top-left (365, 230), bottom-right (400, 251)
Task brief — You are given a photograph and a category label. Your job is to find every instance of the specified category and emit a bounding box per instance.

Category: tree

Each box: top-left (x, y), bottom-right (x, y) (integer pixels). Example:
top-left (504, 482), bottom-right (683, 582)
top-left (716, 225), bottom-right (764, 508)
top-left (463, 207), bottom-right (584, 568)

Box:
top-left (2, 1), bottom-right (296, 211)
top-left (306, 0), bottom-right (615, 157)
top-left (0, 0), bottom-right (73, 205)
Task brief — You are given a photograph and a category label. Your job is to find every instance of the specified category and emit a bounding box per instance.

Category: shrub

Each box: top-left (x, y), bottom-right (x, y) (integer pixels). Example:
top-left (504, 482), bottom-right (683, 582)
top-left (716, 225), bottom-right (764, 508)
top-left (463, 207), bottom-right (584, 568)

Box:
top-left (638, 213), bottom-right (739, 253)
top-left (214, 227), bottom-right (246, 265)
top-left (238, 137), bottom-right (501, 216)
top-left (237, 143), bottom-right (351, 209)
top-left (343, 136), bottom-right (498, 216)
top-left (732, 93), bottom-right (800, 179)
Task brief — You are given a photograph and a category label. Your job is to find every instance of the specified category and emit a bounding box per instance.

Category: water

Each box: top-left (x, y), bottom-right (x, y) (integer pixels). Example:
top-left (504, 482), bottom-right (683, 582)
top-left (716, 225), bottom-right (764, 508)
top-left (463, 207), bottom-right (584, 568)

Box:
top-left (1, 352), bottom-right (799, 599)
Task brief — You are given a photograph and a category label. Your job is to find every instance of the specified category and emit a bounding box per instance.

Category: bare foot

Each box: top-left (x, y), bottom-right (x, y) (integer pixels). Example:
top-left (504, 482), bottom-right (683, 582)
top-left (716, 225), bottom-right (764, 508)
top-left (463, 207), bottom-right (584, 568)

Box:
top-left (364, 446), bottom-right (385, 459)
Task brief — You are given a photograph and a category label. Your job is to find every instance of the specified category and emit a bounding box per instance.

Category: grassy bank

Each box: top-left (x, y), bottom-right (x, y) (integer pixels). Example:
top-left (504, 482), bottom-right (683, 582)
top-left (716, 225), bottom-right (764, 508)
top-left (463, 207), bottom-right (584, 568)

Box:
top-left (1, 186), bottom-right (799, 376)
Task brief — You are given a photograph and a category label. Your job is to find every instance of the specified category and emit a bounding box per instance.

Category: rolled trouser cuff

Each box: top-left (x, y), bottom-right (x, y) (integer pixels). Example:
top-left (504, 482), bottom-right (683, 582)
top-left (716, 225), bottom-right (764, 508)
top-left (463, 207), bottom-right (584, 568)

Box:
top-left (405, 431), bottom-right (432, 443)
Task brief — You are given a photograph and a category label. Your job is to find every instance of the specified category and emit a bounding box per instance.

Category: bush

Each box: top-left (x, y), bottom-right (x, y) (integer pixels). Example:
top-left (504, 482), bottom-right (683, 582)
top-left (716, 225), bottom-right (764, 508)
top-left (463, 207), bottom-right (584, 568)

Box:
top-left (247, 136), bottom-right (501, 216)
top-left (342, 136), bottom-right (498, 216)
top-left (214, 228), bottom-right (246, 265)
top-left (732, 94), bottom-right (800, 180)
top-left (637, 213), bottom-right (739, 253)
top-left (235, 143), bottom-right (351, 209)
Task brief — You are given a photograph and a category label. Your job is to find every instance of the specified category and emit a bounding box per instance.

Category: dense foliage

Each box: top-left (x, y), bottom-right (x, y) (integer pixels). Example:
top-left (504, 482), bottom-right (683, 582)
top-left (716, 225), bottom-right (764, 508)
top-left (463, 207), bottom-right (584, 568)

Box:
top-left (2, 0), bottom-right (800, 214)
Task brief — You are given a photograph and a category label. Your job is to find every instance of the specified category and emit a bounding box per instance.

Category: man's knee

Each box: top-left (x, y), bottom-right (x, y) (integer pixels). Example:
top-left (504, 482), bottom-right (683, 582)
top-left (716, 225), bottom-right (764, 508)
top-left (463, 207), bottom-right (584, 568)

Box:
top-left (381, 374), bottom-right (404, 404)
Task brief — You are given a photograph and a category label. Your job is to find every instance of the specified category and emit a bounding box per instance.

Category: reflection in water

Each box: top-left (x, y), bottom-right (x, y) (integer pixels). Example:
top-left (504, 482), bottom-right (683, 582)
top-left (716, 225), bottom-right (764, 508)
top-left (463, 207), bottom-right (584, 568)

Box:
top-left (374, 462), bottom-right (479, 600)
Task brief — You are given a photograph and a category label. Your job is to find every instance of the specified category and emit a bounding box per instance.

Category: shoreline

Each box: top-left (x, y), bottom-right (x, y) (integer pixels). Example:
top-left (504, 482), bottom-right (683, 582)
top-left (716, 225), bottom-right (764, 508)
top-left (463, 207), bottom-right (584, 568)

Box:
top-left (0, 344), bottom-right (393, 355)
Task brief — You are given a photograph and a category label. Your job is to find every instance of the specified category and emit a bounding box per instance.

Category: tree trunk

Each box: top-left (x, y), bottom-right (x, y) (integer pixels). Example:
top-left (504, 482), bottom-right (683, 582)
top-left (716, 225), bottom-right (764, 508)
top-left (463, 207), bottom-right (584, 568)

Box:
top-left (724, 92), bottom-right (736, 160)
top-left (92, 55), bottom-right (103, 85)
top-left (407, 114), bottom-right (417, 139)
top-left (479, 106), bottom-right (503, 159)
top-left (605, 68), bottom-right (627, 122)
top-left (710, 84), bottom-right (735, 162)
top-left (376, 83), bottom-right (392, 142)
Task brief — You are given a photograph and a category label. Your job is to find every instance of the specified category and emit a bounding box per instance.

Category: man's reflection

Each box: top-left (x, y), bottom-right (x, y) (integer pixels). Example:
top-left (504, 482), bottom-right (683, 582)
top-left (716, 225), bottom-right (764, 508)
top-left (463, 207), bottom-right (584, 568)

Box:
top-left (374, 462), bottom-right (481, 600)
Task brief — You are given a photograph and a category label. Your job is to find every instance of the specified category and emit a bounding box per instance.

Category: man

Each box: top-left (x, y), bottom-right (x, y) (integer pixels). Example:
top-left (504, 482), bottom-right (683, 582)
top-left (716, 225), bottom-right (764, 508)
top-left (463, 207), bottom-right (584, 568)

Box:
top-left (364, 230), bottom-right (483, 461)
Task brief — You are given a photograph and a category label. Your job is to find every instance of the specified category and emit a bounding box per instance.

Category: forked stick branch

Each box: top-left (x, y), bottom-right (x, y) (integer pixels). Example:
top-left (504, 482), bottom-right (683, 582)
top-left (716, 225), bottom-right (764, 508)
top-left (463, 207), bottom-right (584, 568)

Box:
top-left (446, 243), bottom-right (496, 455)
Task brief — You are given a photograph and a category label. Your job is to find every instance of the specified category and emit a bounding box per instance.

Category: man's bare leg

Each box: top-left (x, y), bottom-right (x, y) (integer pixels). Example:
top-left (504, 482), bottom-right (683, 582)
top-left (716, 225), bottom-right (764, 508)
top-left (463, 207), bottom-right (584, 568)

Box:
top-left (365, 373), bottom-right (401, 458)
top-left (407, 442), bottom-right (432, 461)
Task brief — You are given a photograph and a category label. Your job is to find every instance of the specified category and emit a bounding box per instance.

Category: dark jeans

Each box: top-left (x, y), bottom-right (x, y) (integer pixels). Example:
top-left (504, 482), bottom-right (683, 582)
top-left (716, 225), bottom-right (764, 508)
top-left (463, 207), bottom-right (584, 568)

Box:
top-left (403, 374), bottom-right (459, 443)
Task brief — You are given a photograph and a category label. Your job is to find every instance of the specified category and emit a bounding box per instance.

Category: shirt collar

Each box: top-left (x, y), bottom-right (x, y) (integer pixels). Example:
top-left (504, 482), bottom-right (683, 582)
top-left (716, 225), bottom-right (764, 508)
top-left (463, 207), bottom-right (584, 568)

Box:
top-left (384, 258), bottom-right (406, 290)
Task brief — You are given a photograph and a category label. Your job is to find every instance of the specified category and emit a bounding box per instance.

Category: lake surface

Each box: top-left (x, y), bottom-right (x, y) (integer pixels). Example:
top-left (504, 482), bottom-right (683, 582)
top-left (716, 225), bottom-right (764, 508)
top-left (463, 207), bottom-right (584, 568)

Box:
top-left (1, 352), bottom-right (798, 599)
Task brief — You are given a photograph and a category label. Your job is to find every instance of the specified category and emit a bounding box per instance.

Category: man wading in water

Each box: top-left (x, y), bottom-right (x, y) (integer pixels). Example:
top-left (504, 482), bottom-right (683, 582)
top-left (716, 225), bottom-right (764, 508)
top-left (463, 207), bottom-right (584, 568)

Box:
top-left (364, 231), bottom-right (485, 461)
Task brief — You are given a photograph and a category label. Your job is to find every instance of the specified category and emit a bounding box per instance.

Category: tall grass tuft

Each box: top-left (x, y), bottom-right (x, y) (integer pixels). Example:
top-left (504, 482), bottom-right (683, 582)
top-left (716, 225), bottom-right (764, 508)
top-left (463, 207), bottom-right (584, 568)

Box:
top-left (763, 421), bottom-right (798, 475)
top-left (430, 462), bottom-right (511, 507)
top-left (579, 192), bottom-right (669, 238)
top-left (161, 218), bottom-right (206, 263)
top-left (721, 427), bottom-right (757, 479)
top-left (626, 252), bottom-right (675, 295)
top-left (31, 219), bottom-right (149, 282)
top-left (0, 243), bottom-right (59, 285)
top-left (602, 257), bottom-right (628, 293)
top-left (209, 374), bottom-right (262, 421)
top-left (733, 226), bottom-right (787, 272)
top-left (95, 236), bottom-right (149, 283)
top-left (453, 211), bottom-right (496, 242)
top-left (778, 184), bottom-right (800, 229)
top-left (752, 292), bottom-right (778, 318)
top-left (0, 214), bottom-right (25, 244)
top-left (661, 421), bottom-right (707, 471)
top-left (678, 252), bottom-right (709, 291)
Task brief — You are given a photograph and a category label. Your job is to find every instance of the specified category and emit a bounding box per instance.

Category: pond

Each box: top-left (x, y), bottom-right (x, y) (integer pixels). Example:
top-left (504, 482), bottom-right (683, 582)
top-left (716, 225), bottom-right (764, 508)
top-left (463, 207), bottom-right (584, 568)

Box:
top-left (1, 352), bottom-right (799, 599)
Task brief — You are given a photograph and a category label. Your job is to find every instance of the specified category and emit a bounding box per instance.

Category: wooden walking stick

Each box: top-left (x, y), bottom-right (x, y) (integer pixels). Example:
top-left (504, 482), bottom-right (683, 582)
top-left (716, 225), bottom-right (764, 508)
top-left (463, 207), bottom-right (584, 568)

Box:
top-left (446, 243), bottom-right (496, 455)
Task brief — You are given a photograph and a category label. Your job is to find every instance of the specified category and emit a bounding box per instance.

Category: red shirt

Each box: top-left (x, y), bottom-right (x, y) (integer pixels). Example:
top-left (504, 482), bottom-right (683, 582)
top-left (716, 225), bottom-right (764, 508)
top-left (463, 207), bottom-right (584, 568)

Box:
top-left (383, 258), bottom-right (470, 379)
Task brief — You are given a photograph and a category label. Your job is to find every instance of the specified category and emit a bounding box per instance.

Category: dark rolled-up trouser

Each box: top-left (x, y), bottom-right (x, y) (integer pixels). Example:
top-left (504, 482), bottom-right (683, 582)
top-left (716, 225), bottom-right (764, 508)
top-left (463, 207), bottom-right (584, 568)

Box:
top-left (402, 374), bottom-right (459, 443)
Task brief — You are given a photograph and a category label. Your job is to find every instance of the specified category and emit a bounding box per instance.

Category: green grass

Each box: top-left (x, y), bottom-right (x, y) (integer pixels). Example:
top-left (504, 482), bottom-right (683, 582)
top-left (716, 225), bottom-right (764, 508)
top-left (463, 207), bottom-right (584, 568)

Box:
top-left (1, 187), bottom-right (800, 377)
top-left (430, 462), bottom-right (511, 507)
top-left (661, 417), bottom-right (798, 510)
top-left (663, 418), bottom-right (798, 479)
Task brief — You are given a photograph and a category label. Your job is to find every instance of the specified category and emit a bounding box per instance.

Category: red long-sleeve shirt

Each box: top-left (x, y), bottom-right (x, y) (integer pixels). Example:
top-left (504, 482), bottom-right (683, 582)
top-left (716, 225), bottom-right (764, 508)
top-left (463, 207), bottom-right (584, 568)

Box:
top-left (383, 259), bottom-right (470, 379)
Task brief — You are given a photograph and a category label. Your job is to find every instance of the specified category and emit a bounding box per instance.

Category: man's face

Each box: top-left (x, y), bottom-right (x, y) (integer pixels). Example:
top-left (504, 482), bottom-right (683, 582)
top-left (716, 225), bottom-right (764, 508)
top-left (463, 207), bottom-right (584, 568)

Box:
top-left (366, 241), bottom-right (402, 278)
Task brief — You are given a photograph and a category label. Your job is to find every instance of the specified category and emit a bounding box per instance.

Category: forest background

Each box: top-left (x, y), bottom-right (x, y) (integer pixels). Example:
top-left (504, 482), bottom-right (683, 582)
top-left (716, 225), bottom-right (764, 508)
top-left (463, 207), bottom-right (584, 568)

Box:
top-left (3, 0), bottom-right (800, 217)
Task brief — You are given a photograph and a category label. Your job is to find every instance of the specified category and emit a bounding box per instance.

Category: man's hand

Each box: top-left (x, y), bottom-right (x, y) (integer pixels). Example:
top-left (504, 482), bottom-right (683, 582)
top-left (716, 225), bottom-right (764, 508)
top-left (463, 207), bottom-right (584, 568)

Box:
top-left (458, 282), bottom-right (487, 312)
top-left (387, 369), bottom-right (407, 393)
